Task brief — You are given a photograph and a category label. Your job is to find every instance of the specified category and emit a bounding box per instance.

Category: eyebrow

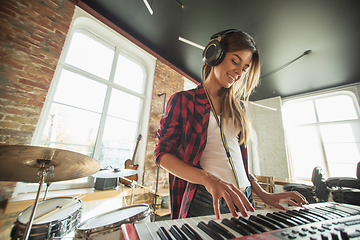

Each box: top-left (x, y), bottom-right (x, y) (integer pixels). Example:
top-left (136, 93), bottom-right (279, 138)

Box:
top-left (234, 54), bottom-right (250, 68)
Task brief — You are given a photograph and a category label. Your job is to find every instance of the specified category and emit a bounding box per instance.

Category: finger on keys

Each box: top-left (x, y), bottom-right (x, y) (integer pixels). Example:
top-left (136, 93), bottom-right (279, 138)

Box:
top-left (213, 199), bottom-right (221, 219)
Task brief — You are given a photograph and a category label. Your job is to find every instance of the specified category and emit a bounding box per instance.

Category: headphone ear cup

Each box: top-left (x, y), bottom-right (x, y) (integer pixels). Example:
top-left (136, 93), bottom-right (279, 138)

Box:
top-left (202, 38), bottom-right (227, 66)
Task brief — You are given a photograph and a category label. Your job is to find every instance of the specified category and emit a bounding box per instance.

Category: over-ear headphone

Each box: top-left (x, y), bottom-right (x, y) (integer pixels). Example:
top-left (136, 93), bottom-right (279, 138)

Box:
top-left (202, 29), bottom-right (239, 67)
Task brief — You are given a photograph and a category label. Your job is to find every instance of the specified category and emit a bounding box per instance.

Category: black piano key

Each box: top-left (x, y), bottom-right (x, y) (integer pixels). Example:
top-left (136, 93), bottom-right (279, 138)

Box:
top-left (157, 226), bottom-right (174, 240)
top-left (230, 217), bottom-right (261, 234)
top-left (208, 220), bottom-right (236, 239)
top-left (287, 210), bottom-right (322, 222)
top-left (322, 206), bottom-right (351, 217)
top-left (249, 215), bottom-right (281, 230)
top-left (300, 208), bottom-right (334, 220)
top-left (181, 223), bottom-right (203, 240)
top-left (234, 218), bottom-right (261, 234)
top-left (222, 218), bottom-right (252, 236)
top-left (303, 208), bottom-right (338, 219)
top-left (275, 211), bottom-right (310, 225)
top-left (170, 225), bottom-right (187, 240)
top-left (296, 209), bottom-right (327, 221)
top-left (266, 212), bottom-right (298, 227)
top-left (197, 221), bottom-right (224, 240)
top-left (257, 214), bottom-right (288, 228)
top-left (238, 216), bottom-right (269, 233)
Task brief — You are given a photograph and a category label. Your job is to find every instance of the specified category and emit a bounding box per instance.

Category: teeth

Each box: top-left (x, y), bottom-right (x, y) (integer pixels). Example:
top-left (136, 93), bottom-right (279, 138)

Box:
top-left (228, 74), bottom-right (235, 81)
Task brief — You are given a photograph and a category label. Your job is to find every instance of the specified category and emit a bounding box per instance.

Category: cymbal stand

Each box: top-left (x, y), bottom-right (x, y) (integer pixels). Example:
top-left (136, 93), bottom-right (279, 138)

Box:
top-left (22, 160), bottom-right (54, 240)
top-left (130, 180), bottom-right (136, 205)
top-left (43, 182), bottom-right (51, 200)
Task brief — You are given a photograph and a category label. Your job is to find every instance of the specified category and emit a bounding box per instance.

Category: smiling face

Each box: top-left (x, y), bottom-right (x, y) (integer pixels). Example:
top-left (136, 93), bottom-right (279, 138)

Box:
top-left (210, 49), bottom-right (253, 89)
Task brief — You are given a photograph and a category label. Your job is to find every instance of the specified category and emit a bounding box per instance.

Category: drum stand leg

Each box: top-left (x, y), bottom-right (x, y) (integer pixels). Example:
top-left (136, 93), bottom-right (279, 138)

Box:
top-left (22, 160), bottom-right (54, 240)
top-left (22, 173), bottom-right (45, 240)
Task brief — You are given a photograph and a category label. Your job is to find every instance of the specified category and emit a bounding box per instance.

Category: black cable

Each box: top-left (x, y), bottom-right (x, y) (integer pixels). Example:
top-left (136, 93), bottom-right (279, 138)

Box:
top-left (260, 50), bottom-right (311, 79)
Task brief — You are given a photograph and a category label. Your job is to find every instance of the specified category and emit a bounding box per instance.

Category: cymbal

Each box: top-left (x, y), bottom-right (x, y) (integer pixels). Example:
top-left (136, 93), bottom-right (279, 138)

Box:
top-left (0, 145), bottom-right (101, 183)
top-left (91, 169), bottom-right (138, 178)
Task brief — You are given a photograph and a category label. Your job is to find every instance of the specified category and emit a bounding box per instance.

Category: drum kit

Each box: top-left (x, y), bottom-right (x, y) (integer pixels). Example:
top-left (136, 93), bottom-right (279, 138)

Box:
top-left (0, 145), bottom-right (153, 240)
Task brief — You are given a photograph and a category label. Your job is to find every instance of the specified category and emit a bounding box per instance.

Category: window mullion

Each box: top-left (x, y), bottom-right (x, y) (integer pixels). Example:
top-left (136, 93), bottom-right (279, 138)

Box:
top-left (92, 48), bottom-right (120, 161)
top-left (313, 100), bottom-right (330, 177)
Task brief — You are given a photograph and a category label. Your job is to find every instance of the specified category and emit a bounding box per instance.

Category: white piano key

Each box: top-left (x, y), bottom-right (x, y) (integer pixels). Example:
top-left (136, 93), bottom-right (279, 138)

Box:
top-left (135, 222), bottom-right (156, 240)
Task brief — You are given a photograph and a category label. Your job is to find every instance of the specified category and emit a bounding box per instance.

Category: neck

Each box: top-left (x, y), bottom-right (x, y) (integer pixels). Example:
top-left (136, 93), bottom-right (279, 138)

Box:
top-left (204, 78), bottom-right (222, 99)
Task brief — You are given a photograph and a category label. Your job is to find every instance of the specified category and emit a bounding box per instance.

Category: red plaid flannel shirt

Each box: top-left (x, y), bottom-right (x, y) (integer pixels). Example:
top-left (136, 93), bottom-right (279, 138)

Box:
top-left (155, 84), bottom-right (249, 219)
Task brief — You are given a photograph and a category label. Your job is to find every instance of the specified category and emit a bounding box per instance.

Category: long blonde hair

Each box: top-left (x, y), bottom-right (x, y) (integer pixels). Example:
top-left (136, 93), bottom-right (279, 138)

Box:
top-left (203, 31), bottom-right (261, 145)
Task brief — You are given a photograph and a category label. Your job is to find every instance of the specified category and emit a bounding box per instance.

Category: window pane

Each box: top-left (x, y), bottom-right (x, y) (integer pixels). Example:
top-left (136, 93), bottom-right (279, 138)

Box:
top-left (315, 95), bottom-right (358, 122)
top-left (114, 54), bottom-right (144, 93)
top-left (99, 116), bottom-right (138, 168)
top-left (40, 103), bottom-right (101, 153)
top-left (287, 126), bottom-right (325, 179)
top-left (324, 143), bottom-right (360, 166)
top-left (54, 70), bottom-right (107, 113)
top-left (283, 100), bottom-right (316, 126)
top-left (319, 122), bottom-right (360, 143)
top-left (108, 88), bottom-right (141, 122)
top-left (328, 162), bottom-right (358, 178)
top-left (65, 29), bottom-right (115, 80)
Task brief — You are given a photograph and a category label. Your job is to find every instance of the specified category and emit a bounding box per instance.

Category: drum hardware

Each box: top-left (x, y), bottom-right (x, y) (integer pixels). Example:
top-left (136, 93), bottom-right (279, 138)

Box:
top-left (33, 195), bottom-right (86, 224)
top-left (74, 204), bottom-right (153, 240)
top-left (120, 177), bottom-right (156, 206)
top-left (0, 145), bottom-right (101, 240)
top-left (43, 182), bottom-right (51, 201)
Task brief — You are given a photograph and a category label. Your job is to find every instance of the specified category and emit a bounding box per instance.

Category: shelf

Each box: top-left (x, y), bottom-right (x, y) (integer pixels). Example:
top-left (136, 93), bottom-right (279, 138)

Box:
top-left (155, 208), bottom-right (171, 216)
top-left (5, 186), bottom-right (149, 214)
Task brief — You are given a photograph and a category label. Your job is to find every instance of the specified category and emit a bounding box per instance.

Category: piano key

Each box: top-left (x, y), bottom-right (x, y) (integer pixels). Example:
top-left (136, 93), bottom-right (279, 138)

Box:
top-left (181, 223), bottom-right (203, 240)
top-left (135, 222), bottom-right (156, 240)
top-left (286, 210), bottom-right (321, 222)
top-left (183, 218), bottom-right (211, 239)
top-left (197, 221), bottom-right (224, 240)
top-left (266, 212), bottom-right (298, 227)
top-left (170, 225), bottom-right (188, 240)
top-left (158, 226), bottom-right (174, 240)
top-left (249, 215), bottom-right (281, 230)
top-left (322, 206), bottom-right (352, 217)
top-left (222, 218), bottom-right (252, 236)
top-left (276, 211), bottom-right (310, 225)
top-left (200, 215), bottom-right (243, 239)
top-left (300, 208), bottom-right (334, 220)
top-left (232, 217), bottom-right (261, 234)
top-left (256, 214), bottom-right (288, 228)
top-left (207, 220), bottom-right (236, 239)
top-left (238, 216), bottom-right (269, 233)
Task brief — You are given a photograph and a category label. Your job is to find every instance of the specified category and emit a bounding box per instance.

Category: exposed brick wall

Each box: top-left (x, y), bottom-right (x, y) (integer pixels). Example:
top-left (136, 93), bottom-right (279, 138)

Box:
top-left (0, 0), bottom-right (189, 237)
top-left (0, 0), bottom-right (75, 237)
top-left (143, 60), bottom-right (184, 191)
top-left (0, 0), bottom-right (75, 146)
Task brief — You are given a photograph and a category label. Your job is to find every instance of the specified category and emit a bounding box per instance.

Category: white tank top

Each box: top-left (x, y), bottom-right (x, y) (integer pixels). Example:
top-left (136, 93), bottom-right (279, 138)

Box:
top-left (200, 112), bottom-right (250, 188)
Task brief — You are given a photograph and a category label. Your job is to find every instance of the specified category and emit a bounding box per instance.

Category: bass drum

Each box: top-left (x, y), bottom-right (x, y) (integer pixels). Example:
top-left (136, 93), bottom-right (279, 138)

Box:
top-left (11, 197), bottom-right (82, 240)
top-left (74, 204), bottom-right (152, 240)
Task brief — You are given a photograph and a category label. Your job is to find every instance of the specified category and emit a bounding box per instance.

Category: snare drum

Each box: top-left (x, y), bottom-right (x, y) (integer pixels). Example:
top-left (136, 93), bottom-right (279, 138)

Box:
top-left (11, 197), bottom-right (82, 240)
top-left (74, 204), bottom-right (152, 240)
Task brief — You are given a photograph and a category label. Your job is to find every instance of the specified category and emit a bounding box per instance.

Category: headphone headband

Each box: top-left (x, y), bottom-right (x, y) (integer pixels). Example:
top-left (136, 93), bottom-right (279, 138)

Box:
top-left (202, 29), bottom-right (239, 67)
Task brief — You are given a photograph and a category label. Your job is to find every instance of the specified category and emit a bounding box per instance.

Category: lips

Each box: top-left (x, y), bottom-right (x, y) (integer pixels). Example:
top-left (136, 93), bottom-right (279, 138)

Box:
top-left (227, 73), bottom-right (237, 82)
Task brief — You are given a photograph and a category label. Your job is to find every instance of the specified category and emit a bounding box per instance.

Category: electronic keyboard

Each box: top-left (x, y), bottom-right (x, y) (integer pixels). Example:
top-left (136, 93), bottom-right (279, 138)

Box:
top-left (121, 202), bottom-right (360, 240)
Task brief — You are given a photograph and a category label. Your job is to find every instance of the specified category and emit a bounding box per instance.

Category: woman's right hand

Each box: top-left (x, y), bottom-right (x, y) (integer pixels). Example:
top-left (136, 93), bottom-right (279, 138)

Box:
top-left (201, 171), bottom-right (255, 219)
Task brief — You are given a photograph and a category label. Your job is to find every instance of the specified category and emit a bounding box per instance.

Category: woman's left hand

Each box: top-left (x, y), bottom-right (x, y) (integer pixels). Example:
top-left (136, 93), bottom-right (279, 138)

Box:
top-left (260, 191), bottom-right (309, 210)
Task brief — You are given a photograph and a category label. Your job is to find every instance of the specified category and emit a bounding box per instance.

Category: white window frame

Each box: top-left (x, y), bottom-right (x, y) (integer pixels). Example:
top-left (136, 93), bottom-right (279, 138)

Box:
top-left (13, 7), bottom-right (156, 195)
top-left (283, 90), bottom-right (360, 180)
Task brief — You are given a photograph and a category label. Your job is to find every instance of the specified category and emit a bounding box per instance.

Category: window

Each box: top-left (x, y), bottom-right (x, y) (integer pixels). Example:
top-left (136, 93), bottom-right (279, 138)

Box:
top-left (283, 91), bottom-right (360, 180)
top-left (14, 8), bottom-right (155, 194)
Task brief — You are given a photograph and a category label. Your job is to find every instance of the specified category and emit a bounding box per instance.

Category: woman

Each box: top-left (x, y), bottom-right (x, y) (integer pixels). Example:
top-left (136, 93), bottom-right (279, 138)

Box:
top-left (155, 29), bottom-right (307, 219)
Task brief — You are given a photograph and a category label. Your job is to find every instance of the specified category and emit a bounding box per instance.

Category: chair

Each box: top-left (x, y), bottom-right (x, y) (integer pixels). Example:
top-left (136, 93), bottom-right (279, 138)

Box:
top-left (326, 162), bottom-right (360, 206)
top-left (283, 166), bottom-right (330, 203)
top-left (251, 175), bottom-right (275, 209)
